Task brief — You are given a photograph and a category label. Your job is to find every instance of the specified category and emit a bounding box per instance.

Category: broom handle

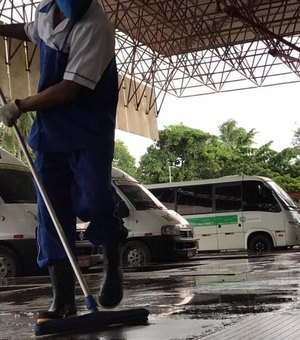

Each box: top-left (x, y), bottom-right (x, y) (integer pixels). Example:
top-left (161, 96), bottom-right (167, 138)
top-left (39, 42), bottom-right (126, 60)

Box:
top-left (12, 123), bottom-right (91, 298)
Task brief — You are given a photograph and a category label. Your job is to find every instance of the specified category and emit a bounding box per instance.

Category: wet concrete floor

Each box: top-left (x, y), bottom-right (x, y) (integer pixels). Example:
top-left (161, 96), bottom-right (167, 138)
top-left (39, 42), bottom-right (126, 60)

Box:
top-left (1, 250), bottom-right (300, 339)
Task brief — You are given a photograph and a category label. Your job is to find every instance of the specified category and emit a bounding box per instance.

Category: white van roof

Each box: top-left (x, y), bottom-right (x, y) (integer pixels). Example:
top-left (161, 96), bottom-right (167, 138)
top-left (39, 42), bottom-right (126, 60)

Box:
top-left (0, 148), bottom-right (26, 167)
top-left (111, 167), bottom-right (137, 183)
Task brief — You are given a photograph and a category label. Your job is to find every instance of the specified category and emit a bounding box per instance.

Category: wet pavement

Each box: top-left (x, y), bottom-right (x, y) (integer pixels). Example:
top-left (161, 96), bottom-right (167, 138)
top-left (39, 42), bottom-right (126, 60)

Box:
top-left (2, 250), bottom-right (300, 339)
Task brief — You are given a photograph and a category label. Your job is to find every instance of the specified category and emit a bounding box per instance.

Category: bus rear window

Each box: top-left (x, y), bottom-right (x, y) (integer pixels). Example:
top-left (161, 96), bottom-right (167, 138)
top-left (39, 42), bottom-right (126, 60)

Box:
top-left (0, 169), bottom-right (36, 203)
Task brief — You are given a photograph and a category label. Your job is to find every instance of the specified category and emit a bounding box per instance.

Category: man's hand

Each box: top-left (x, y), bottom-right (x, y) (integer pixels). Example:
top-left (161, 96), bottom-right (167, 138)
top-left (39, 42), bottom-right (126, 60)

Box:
top-left (0, 100), bottom-right (22, 127)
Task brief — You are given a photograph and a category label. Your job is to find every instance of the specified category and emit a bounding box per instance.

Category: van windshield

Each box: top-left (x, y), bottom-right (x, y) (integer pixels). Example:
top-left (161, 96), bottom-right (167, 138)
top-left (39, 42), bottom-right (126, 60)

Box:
top-left (267, 180), bottom-right (297, 210)
top-left (114, 180), bottom-right (164, 210)
top-left (0, 168), bottom-right (36, 203)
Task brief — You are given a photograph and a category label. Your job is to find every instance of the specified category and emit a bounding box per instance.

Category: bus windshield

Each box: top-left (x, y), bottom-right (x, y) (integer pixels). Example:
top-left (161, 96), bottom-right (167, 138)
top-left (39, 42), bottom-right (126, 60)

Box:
top-left (114, 180), bottom-right (164, 211)
top-left (267, 180), bottom-right (298, 210)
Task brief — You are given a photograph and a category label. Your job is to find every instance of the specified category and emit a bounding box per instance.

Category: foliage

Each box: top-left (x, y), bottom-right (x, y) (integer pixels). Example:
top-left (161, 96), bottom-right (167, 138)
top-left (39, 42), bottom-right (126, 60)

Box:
top-left (137, 121), bottom-right (300, 193)
top-left (292, 127), bottom-right (300, 148)
top-left (272, 174), bottom-right (300, 192)
top-left (137, 124), bottom-right (217, 183)
top-left (0, 112), bottom-right (35, 161)
top-left (137, 123), bottom-right (260, 183)
top-left (219, 119), bottom-right (256, 150)
top-left (113, 139), bottom-right (137, 178)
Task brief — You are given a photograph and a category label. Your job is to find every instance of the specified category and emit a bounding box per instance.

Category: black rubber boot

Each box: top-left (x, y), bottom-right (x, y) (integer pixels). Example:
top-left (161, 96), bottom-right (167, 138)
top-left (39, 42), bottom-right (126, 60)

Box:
top-left (99, 245), bottom-right (123, 308)
top-left (36, 261), bottom-right (77, 323)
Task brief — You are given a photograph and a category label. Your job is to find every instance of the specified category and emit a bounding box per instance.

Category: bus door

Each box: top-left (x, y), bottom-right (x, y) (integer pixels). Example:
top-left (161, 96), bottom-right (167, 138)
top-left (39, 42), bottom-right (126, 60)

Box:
top-left (215, 182), bottom-right (244, 250)
top-left (176, 184), bottom-right (218, 251)
top-left (241, 181), bottom-right (285, 247)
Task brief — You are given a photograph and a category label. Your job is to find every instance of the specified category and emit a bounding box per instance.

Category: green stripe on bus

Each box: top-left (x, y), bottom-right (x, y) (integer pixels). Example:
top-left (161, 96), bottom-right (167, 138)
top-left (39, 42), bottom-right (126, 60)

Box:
top-left (186, 215), bottom-right (238, 226)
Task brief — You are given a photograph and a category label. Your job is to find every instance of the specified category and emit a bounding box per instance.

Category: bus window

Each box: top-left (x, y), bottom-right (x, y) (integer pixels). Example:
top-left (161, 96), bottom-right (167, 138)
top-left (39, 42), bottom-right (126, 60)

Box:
top-left (150, 188), bottom-right (176, 210)
top-left (267, 180), bottom-right (297, 210)
top-left (177, 185), bottom-right (213, 215)
top-left (215, 183), bottom-right (242, 212)
top-left (242, 181), bottom-right (281, 212)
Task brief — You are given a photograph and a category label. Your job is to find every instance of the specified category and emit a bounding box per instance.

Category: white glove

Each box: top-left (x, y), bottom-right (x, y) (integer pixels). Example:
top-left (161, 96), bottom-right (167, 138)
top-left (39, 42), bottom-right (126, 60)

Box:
top-left (0, 100), bottom-right (22, 127)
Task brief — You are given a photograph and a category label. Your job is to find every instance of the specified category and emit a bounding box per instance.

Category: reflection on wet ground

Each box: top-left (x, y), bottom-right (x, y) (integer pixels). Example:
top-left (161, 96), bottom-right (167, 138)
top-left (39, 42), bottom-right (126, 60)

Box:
top-left (1, 250), bottom-right (300, 339)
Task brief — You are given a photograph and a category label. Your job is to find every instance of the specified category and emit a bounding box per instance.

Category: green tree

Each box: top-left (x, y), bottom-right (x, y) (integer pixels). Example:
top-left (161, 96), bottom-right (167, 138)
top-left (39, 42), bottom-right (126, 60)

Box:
top-left (217, 120), bottom-right (283, 177)
top-left (272, 174), bottom-right (300, 192)
top-left (113, 140), bottom-right (137, 178)
top-left (292, 127), bottom-right (300, 148)
top-left (219, 119), bottom-right (256, 150)
top-left (266, 147), bottom-right (300, 177)
top-left (137, 124), bottom-right (220, 183)
top-left (137, 121), bottom-right (300, 191)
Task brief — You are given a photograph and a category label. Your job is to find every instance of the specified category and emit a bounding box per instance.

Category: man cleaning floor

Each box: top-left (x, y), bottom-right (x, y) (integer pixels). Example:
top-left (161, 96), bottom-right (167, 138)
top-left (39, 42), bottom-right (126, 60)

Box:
top-left (0, 0), bottom-right (128, 322)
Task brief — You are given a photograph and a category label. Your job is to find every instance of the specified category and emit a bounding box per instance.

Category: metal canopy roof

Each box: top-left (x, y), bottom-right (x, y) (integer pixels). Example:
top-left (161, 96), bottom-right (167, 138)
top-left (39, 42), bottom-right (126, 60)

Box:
top-left (1, 0), bottom-right (300, 114)
top-left (102, 0), bottom-right (300, 55)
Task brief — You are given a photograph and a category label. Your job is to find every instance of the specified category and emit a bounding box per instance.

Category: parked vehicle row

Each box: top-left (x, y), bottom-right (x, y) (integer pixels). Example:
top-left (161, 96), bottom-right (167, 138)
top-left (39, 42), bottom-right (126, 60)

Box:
top-left (0, 148), bottom-right (196, 278)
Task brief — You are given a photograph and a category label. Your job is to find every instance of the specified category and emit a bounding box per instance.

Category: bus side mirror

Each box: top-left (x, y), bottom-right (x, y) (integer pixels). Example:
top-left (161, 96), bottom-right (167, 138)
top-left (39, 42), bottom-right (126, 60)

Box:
top-left (117, 201), bottom-right (130, 218)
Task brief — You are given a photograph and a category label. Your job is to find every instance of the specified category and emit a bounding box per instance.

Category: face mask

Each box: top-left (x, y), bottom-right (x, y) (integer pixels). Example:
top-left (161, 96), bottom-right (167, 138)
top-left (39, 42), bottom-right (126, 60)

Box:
top-left (55, 0), bottom-right (92, 23)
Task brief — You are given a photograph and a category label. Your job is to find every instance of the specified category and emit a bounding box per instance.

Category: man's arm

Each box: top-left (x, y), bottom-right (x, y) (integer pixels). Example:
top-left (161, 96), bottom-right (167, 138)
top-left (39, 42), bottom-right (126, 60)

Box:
top-left (0, 80), bottom-right (83, 127)
top-left (17, 80), bottom-right (83, 112)
top-left (0, 23), bottom-right (30, 41)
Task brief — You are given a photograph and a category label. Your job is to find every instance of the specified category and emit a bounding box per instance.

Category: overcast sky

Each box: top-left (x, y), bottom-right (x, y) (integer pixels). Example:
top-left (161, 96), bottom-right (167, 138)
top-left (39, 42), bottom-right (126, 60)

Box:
top-left (115, 81), bottom-right (300, 164)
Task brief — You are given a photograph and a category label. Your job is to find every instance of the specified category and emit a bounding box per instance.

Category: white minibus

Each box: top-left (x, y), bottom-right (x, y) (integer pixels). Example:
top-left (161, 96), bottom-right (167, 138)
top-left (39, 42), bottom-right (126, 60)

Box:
top-left (0, 148), bottom-right (39, 277)
top-left (0, 148), bottom-right (196, 277)
top-left (146, 175), bottom-right (300, 252)
top-left (80, 167), bottom-right (197, 267)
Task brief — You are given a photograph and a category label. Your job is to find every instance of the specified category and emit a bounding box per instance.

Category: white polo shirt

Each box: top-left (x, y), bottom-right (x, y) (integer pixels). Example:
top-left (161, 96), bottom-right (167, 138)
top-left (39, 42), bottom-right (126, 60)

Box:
top-left (25, 0), bottom-right (115, 90)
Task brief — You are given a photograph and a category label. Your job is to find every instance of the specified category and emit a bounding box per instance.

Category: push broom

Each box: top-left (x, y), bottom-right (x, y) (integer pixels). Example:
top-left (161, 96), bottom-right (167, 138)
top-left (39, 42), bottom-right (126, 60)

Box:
top-left (0, 87), bottom-right (149, 337)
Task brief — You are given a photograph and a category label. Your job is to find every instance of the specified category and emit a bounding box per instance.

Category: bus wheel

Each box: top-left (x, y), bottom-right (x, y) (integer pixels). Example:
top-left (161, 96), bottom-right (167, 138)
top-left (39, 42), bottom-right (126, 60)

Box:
top-left (248, 234), bottom-right (273, 252)
top-left (122, 241), bottom-right (151, 267)
top-left (0, 246), bottom-right (20, 278)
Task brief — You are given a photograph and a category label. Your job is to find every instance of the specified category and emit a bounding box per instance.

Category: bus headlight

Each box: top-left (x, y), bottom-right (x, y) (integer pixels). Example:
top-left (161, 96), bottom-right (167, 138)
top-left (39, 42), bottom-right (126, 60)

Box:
top-left (161, 225), bottom-right (181, 236)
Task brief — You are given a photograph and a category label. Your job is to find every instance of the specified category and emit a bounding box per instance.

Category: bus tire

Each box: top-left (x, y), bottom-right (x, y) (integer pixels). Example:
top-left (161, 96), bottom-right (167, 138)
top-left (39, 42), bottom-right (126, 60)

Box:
top-left (122, 241), bottom-right (151, 267)
top-left (0, 246), bottom-right (21, 278)
top-left (248, 234), bottom-right (273, 252)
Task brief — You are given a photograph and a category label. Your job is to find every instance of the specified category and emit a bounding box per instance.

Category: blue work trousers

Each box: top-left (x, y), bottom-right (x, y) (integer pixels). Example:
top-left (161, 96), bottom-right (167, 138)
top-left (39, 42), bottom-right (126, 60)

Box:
top-left (34, 148), bottom-right (128, 269)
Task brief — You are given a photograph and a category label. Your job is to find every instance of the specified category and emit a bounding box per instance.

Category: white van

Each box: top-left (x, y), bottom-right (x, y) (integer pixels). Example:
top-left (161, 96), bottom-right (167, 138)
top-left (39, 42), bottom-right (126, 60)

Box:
top-left (0, 149), bottom-right (196, 277)
top-left (0, 148), bottom-right (99, 278)
top-left (0, 148), bottom-right (38, 277)
top-left (81, 167), bottom-right (197, 267)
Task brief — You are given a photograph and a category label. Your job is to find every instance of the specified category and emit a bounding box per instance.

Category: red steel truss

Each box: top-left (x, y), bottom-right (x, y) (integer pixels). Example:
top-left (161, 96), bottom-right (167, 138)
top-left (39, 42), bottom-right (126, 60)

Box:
top-left (1, 0), bottom-right (300, 114)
